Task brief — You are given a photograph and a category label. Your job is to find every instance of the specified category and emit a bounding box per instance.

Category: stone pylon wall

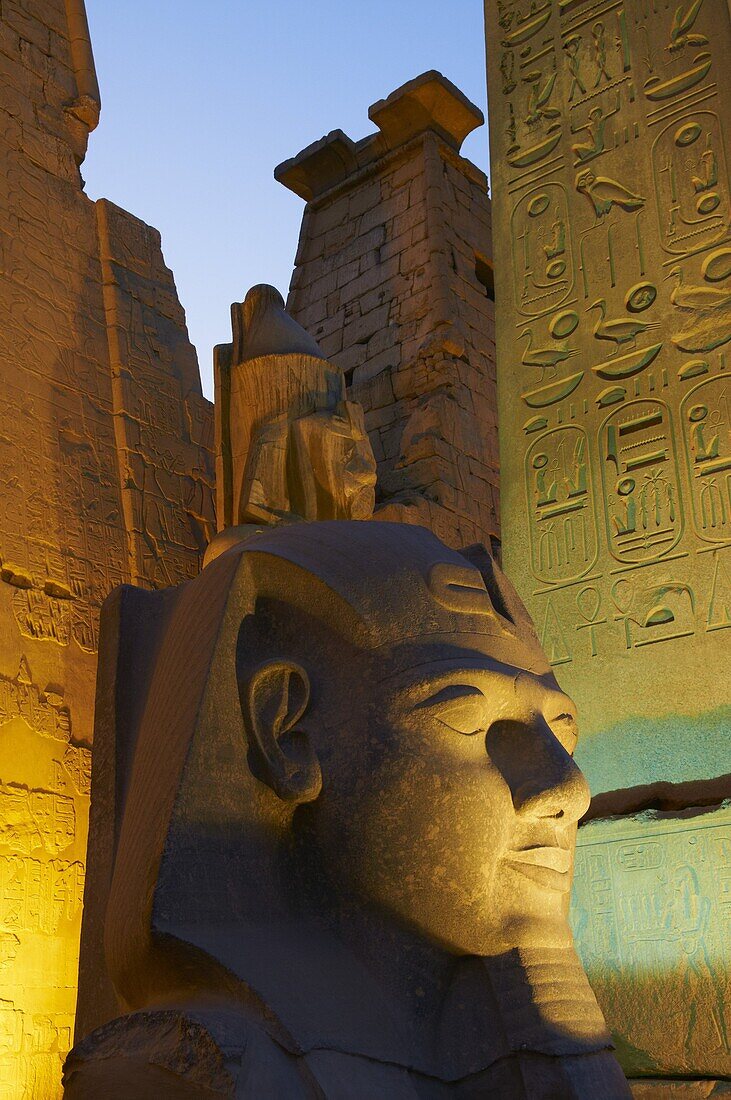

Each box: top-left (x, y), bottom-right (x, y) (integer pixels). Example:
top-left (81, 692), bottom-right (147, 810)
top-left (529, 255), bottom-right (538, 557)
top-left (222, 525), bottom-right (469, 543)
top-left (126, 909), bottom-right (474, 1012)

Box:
top-left (484, 0), bottom-right (731, 1086)
top-left (0, 2), bottom-right (214, 1094)
top-left (277, 72), bottom-right (500, 551)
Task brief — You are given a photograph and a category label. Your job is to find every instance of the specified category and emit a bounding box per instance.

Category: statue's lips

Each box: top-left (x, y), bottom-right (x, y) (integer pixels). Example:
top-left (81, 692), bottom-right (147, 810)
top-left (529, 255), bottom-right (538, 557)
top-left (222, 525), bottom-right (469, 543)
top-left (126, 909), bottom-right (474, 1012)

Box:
top-left (504, 846), bottom-right (572, 873)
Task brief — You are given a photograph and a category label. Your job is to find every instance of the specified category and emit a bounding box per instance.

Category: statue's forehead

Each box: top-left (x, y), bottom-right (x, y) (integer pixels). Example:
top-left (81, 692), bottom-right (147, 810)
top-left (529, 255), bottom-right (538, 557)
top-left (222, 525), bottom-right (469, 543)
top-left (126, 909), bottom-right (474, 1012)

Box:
top-left (373, 633), bottom-right (553, 680)
top-left (382, 644), bottom-right (545, 675)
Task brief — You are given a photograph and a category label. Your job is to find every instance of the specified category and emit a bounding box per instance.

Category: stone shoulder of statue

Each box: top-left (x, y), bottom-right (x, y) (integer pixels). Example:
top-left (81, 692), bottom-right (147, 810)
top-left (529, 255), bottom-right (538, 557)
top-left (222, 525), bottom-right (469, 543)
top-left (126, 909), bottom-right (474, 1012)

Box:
top-left (63, 1002), bottom-right (628, 1098)
top-left (66, 521), bottom-right (630, 1098)
top-left (62, 1004), bottom-right (314, 1099)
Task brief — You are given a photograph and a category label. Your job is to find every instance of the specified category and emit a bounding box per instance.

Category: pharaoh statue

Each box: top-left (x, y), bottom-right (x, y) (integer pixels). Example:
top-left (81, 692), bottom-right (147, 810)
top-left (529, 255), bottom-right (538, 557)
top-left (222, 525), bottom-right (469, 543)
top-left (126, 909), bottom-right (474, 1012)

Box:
top-left (210, 284), bottom-right (377, 560)
top-left (64, 287), bottom-right (629, 1097)
top-left (65, 523), bottom-right (629, 1097)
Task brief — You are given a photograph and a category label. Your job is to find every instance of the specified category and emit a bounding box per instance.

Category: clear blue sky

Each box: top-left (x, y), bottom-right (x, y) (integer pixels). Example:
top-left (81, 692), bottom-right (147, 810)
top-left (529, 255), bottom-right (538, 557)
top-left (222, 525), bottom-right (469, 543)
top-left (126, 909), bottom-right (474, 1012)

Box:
top-left (83, 1), bottom-right (490, 398)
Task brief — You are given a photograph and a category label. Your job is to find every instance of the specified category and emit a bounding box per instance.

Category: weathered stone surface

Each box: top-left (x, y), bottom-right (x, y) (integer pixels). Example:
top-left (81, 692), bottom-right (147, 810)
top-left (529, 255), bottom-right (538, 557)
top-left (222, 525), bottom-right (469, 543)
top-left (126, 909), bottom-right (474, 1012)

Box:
top-left (630, 1082), bottom-right (731, 1098)
top-left (483, 0), bottom-right (731, 795)
top-left (0, 1), bottom-right (214, 1092)
top-left (68, 520), bottom-right (629, 1096)
top-left (278, 72), bottom-right (499, 552)
top-left (572, 804), bottom-right (731, 1079)
top-left (484, 0), bottom-right (731, 1082)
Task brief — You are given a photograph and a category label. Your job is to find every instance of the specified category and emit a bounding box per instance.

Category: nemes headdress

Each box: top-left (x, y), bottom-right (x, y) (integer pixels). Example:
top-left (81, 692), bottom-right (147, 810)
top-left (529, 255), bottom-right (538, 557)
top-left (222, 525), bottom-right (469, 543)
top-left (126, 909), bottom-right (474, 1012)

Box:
top-left (94, 521), bottom-right (548, 1014)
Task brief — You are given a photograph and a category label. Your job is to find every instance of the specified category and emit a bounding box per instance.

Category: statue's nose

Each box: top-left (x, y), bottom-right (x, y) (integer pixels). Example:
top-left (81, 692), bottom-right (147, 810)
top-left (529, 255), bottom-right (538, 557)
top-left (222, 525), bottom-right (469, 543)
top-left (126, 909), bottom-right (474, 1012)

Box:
top-left (510, 718), bottom-right (590, 823)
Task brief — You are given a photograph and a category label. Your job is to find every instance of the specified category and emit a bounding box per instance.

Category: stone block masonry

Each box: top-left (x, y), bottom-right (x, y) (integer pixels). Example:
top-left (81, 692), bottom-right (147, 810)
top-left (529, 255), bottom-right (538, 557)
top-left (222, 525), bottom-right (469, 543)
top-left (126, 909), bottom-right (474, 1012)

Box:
top-left (0, 1), bottom-right (214, 1094)
top-left (277, 72), bottom-right (499, 552)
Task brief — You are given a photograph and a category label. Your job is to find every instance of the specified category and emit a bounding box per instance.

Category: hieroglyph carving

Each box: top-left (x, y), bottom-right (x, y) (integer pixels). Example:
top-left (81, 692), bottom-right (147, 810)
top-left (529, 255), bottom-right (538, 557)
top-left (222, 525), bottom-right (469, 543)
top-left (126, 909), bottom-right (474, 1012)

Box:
top-left (573, 808), bottom-right (731, 1077)
top-left (0, 660), bottom-right (89, 1095)
top-left (486, 0), bottom-right (731, 1071)
top-left (487, 0), bottom-right (731, 687)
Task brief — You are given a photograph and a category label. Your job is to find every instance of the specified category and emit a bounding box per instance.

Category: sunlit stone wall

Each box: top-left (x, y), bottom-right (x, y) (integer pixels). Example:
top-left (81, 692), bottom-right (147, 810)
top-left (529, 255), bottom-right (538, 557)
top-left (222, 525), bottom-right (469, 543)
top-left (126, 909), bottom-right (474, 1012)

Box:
top-left (0, 2), bottom-right (214, 1093)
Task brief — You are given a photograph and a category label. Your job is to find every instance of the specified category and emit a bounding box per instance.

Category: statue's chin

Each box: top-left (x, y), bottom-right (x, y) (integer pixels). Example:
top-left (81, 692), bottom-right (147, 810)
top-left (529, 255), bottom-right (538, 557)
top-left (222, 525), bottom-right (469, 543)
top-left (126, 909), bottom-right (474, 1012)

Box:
top-left (495, 912), bottom-right (575, 954)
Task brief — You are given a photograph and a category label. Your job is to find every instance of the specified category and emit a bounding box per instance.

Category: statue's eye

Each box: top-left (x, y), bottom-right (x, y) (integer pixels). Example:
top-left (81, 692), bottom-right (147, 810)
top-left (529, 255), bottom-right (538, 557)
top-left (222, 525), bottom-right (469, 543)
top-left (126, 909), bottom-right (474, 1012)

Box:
top-left (416, 685), bottom-right (486, 736)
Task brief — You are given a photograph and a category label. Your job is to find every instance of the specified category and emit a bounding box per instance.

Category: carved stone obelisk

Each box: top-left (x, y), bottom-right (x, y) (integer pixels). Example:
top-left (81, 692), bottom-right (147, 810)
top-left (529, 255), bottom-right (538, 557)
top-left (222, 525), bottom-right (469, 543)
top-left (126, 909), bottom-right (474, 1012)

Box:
top-left (484, 0), bottom-right (731, 1085)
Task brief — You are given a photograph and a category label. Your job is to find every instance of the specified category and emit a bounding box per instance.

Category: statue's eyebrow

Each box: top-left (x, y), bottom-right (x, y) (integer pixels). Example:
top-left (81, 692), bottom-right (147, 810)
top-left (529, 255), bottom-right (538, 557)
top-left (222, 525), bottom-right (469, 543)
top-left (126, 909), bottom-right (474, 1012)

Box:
top-left (413, 684), bottom-right (486, 709)
top-left (382, 655), bottom-right (517, 688)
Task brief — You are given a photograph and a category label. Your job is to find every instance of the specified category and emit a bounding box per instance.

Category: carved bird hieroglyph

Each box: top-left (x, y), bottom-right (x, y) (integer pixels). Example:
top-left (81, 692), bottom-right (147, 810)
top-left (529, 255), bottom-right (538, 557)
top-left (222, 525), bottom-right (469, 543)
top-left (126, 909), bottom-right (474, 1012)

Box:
top-left (666, 269), bottom-right (731, 352)
top-left (666, 267), bottom-right (731, 311)
top-left (668, 0), bottom-right (708, 52)
top-left (576, 170), bottom-right (646, 219)
top-left (521, 328), bottom-right (576, 380)
top-left (523, 68), bottom-right (560, 128)
top-left (587, 299), bottom-right (660, 354)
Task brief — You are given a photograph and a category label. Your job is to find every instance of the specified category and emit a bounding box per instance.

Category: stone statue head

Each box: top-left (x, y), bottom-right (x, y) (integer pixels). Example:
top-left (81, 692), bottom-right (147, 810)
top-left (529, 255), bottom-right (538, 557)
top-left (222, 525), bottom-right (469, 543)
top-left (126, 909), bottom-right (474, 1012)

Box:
top-left (226, 524), bottom-right (587, 958)
top-left (70, 521), bottom-right (627, 1095)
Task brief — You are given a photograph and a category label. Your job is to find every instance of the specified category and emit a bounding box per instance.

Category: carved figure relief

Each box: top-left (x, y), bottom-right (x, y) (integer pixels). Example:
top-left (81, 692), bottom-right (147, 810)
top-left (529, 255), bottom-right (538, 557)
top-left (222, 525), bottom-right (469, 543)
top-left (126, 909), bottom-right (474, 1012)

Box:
top-left (500, 50), bottom-right (517, 94)
top-left (523, 66), bottom-right (560, 131)
top-left (487, 0), bottom-right (731, 1075)
top-left (582, 289), bottom-right (663, 381)
top-left (576, 170), bottom-right (646, 221)
top-left (0, 384), bottom-right (130, 653)
top-left (500, 0), bottom-right (552, 48)
top-left (564, 33), bottom-right (587, 101)
top-left (520, 326), bottom-right (576, 380)
top-left (611, 575), bottom-right (695, 647)
top-left (669, 264), bottom-right (731, 352)
top-left (526, 427), bottom-right (597, 583)
top-left (587, 298), bottom-right (661, 354)
top-left (668, 0), bottom-right (708, 53)
top-left (643, 0), bottom-right (712, 100)
top-left (600, 400), bottom-right (683, 563)
top-left (0, 657), bottom-right (88, 1098)
top-left (512, 184), bottom-right (575, 318)
top-left (681, 375), bottom-right (731, 542)
top-left (504, 42), bottom-right (564, 169)
top-left (573, 811), bottom-right (731, 1076)
top-left (590, 21), bottom-right (612, 87)
top-left (571, 97), bottom-right (621, 166)
top-left (652, 113), bottom-right (730, 257)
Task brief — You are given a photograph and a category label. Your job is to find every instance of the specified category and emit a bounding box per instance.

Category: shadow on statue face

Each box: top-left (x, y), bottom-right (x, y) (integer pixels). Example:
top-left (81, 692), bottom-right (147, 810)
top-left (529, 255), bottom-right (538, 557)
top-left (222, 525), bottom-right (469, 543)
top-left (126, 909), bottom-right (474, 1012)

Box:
top-left (238, 602), bottom-right (589, 960)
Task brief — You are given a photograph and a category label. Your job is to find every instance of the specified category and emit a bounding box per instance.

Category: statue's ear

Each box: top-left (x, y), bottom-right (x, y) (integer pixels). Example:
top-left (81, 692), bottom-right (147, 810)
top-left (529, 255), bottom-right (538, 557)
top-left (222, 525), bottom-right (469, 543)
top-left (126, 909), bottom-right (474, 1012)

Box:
top-left (241, 660), bottom-right (322, 804)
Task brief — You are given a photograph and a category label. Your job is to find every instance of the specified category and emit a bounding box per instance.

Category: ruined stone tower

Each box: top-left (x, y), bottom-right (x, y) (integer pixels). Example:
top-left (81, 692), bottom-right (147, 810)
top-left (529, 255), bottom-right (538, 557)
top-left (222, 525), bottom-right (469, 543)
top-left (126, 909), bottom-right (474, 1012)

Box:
top-left (276, 72), bottom-right (500, 551)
